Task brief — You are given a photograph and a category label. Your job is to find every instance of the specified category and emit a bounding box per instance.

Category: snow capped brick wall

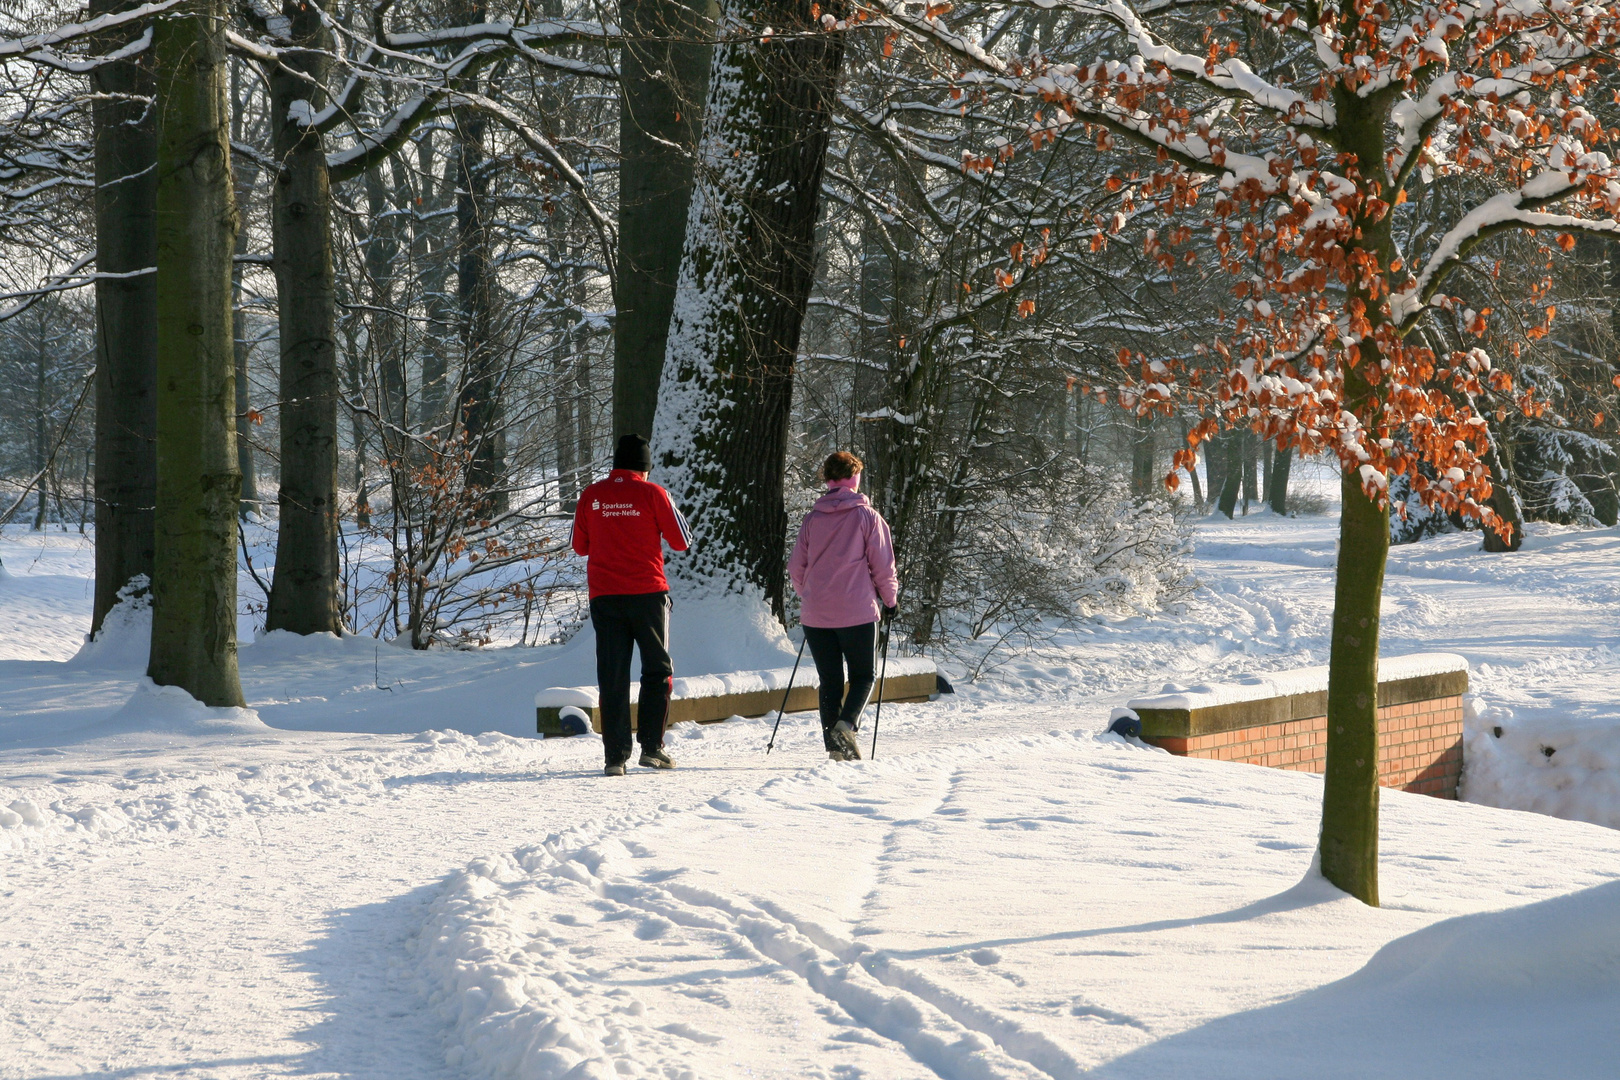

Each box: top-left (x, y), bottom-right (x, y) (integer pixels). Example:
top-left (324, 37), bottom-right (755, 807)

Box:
top-left (1127, 654), bottom-right (1468, 798)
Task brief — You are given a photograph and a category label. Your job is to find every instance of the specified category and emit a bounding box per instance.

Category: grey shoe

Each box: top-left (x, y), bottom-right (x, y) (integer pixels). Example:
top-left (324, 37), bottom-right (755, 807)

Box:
top-left (639, 747), bottom-right (676, 770)
top-left (604, 762), bottom-right (626, 776)
top-left (832, 721), bottom-right (862, 761)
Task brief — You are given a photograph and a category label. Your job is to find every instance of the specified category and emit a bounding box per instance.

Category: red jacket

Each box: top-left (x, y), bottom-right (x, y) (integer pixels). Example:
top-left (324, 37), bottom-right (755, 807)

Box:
top-left (571, 470), bottom-right (692, 597)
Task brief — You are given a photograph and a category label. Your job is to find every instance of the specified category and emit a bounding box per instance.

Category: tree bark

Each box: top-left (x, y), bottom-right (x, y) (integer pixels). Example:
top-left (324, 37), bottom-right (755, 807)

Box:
top-left (1316, 82), bottom-right (1399, 906)
top-left (1215, 432), bottom-right (1241, 518)
top-left (148, 0), bottom-right (244, 706)
top-left (1269, 444), bottom-right (1293, 515)
top-left (614, 0), bottom-right (717, 441)
top-left (1479, 420), bottom-right (1524, 552)
top-left (264, 0), bottom-right (343, 635)
top-left (230, 61), bottom-right (260, 521)
top-left (1130, 415), bottom-right (1155, 497)
top-left (1321, 469), bottom-right (1388, 904)
top-left (1240, 429), bottom-right (1259, 512)
top-left (90, 0), bottom-right (158, 631)
top-left (232, 258), bottom-right (260, 519)
top-left (651, 0), bottom-right (848, 618)
top-left (451, 81), bottom-right (506, 507)
top-left (32, 317), bottom-right (48, 530)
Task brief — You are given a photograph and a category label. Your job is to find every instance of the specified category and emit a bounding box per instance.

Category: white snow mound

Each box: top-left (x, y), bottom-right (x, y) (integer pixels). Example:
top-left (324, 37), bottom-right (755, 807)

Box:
top-left (82, 679), bottom-right (272, 739)
top-left (67, 576), bottom-right (151, 671)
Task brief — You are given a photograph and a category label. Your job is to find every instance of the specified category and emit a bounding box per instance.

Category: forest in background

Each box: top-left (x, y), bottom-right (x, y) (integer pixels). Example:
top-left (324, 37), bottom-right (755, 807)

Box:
top-left (0, 0), bottom-right (1614, 906)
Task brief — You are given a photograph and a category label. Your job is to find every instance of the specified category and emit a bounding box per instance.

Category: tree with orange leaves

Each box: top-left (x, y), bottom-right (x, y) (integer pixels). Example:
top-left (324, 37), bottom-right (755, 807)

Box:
top-left (871, 0), bottom-right (1620, 903)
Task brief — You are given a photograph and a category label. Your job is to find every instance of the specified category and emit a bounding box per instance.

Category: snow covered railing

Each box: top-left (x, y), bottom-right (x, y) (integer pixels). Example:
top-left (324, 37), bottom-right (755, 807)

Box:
top-left (1125, 653), bottom-right (1469, 798)
top-left (535, 656), bottom-right (940, 736)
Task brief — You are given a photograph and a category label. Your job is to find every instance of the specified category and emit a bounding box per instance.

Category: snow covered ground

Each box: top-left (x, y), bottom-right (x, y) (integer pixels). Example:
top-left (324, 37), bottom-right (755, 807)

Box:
top-left (2, 508), bottom-right (1619, 1078)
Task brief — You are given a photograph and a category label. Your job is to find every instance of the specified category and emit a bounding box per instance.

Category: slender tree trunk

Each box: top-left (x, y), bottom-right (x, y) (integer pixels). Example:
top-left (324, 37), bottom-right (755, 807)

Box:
top-left (651, 0), bottom-right (848, 618)
top-left (230, 61), bottom-right (260, 521)
top-left (1204, 430), bottom-right (1226, 512)
top-left (614, 0), bottom-right (717, 440)
top-left (575, 334), bottom-right (593, 482)
top-left (1321, 469), bottom-right (1388, 904)
top-left (363, 165), bottom-right (407, 437)
top-left (415, 133), bottom-right (454, 431)
top-left (1130, 415), bottom-right (1155, 497)
top-left (555, 383), bottom-right (577, 510)
top-left (232, 260), bottom-right (260, 519)
top-left (1480, 421), bottom-right (1524, 552)
top-left (90, 0), bottom-right (158, 630)
top-left (148, 0), bottom-right (244, 706)
top-left (1269, 444), bottom-right (1293, 515)
top-left (450, 72), bottom-right (506, 507)
top-left (264, 0), bottom-right (342, 635)
top-left (1317, 84), bottom-right (1399, 906)
top-left (1216, 433), bottom-right (1241, 518)
top-left (32, 326), bottom-right (47, 530)
top-left (1240, 429), bottom-right (1259, 512)
top-left (1181, 418), bottom-right (1204, 510)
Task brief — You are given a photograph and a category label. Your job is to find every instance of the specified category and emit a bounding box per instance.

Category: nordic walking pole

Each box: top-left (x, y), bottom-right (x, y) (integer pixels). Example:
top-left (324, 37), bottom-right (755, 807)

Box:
top-left (870, 617), bottom-right (892, 760)
top-left (766, 636), bottom-right (808, 754)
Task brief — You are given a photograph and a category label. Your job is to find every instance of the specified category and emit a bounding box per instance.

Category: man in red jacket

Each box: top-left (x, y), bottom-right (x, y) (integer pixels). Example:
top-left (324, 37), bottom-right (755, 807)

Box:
top-left (571, 434), bottom-right (693, 776)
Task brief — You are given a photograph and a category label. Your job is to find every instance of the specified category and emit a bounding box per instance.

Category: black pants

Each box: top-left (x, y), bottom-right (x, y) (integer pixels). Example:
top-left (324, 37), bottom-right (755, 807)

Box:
top-left (591, 591), bottom-right (673, 765)
top-left (804, 622), bottom-right (877, 751)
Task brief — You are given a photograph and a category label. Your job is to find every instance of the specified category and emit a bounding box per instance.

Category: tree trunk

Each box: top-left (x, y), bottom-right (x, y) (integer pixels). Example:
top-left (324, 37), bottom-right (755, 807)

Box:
top-left (1320, 469), bottom-right (1388, 904)
top-left (1181, 419), bottom-right (1204, 510)
top-left (614, 0), bottom-right (717, 441)
top-left (415, 132), bottom-right (454, 431)
top-left (1316, 82), bottom-right (1399, 906)
top-left (1204, 430), bottom-right (1226, 512)
top-left (230, 60), bottom-right (260, 521)
top-left (1240, 429), bottom-right (1259, 512)
top-left (264, 0), bottom-right (342, 636)
top-left (1130, 415), bottom-right (1155, 497)
top-left (90, 0), bottom-right (158, 631)
top-left (148, 0), bottom-right (244, 706)
top-left (232, 258), bottom-right (260, 519)
top-left (32, 321), bottom-right (47, 530)
top-left (1216, 433), bottom-right (1241, 518)
top-left (1269, 444), bottom-right (1293, 515)
top-left (554, 382), bottom-right (577, 510)
top-left (1480, 419), bottom-right (1524, 552)
top-left (451, 84), bottom-right (506, 507)
top-left (363, 165), bottom-right (408, 438)
top-left (575, 334), bottom-right (593, 484)
top-left (651, 0), bottom-right (848, 618)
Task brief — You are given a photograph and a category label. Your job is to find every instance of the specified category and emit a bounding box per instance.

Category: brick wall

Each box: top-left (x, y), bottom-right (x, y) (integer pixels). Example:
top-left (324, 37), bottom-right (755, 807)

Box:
top-left (1146, 693), bottom-right (1465, 798)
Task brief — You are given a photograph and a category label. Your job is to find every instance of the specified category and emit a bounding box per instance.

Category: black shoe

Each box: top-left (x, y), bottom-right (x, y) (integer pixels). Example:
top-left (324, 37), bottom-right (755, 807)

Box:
top-left (604, 762), bottom-right (626, 776)
top-left (832, 721), bottom-right (862, 761)
top-left (639, 747), bottom-right (676, 769)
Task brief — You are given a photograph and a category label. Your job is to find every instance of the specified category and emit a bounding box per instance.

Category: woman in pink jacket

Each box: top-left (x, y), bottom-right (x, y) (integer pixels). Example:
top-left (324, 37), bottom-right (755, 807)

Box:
top-left (787, 451), bottom-right (899, 761)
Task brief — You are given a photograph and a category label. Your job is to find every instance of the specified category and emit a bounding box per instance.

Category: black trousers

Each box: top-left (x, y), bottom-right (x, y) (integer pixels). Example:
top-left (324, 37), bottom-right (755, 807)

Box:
top-left (591, 591), bottom-right (673, 765)
top-left (803, 622), bottom-right (877, 751)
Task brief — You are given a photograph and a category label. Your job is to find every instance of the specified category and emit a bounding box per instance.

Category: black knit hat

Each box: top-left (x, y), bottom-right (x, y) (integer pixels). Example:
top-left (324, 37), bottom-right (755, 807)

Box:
top-left (614, 433), bottom-right (652, 472)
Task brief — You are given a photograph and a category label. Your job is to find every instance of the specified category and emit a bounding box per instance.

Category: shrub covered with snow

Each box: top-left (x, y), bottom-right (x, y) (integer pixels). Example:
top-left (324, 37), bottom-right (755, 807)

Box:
top-left (930, 470), bottom-right (1194, 670)
top-left (1462, 694), bottom-right (1620, 830)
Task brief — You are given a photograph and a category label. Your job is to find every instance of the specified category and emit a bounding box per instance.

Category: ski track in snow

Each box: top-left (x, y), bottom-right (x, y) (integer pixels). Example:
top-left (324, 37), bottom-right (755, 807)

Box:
top-left (3, 513), bottom-right (1620, 1077)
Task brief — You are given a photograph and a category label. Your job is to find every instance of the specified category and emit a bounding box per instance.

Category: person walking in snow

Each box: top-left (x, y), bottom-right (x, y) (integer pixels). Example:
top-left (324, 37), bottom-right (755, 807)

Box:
top-left (571, 434), bottom-right (693, 776)
top-left (788, 451), bottom-right (899, 761)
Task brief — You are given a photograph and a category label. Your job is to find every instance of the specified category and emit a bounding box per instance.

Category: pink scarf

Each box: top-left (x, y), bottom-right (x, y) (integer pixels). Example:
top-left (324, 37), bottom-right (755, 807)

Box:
top-left (827, 474), bottom-right (861, 493)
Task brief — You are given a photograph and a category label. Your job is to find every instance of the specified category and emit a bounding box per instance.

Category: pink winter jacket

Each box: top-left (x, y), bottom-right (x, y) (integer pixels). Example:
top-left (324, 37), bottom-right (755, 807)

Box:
top-left (788, 487), bottom-right (899, 628)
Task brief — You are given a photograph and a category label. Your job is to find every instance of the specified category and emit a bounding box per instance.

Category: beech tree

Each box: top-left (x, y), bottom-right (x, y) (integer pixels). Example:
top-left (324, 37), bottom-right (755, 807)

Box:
top-left (875, 0), bottom-right (1619, 902)
top-left (615, 0), bottom-right (716, 440)
top-left (91, 0), bottom-right (160, 633)
top-left (149, 0), bottom-right (244, 706)
top-left (652, 0), bottom-right (850, 616)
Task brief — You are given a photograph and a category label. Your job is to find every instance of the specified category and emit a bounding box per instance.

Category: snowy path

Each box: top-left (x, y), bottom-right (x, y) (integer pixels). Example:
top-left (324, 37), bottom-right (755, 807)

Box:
top-left (3, 514), bottom-right (1620, 1077)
